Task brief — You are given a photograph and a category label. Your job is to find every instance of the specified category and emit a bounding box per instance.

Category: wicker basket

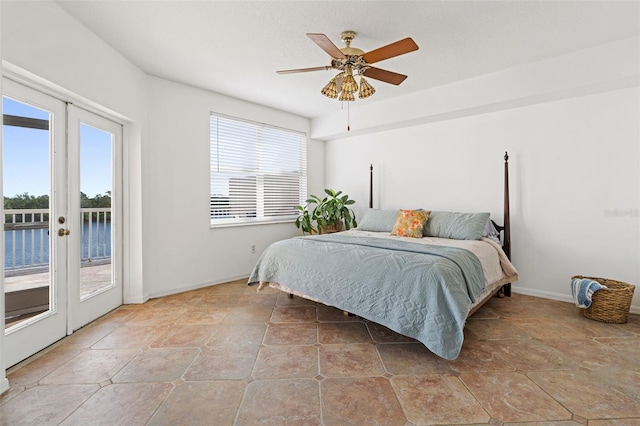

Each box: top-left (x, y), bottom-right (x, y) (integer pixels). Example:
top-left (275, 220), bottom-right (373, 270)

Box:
top-left (572, 275), bottom-right (635, 324)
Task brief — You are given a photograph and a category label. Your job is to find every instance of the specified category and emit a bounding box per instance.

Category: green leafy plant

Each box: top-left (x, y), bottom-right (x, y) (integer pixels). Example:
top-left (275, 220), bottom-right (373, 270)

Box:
top-left (295, 189), bottom-right (357, 234)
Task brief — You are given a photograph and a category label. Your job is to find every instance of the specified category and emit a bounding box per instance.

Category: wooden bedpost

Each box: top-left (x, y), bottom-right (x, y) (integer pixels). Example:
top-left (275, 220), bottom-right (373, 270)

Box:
top-left (369, 164), bottom-right (373, 208)
top-left (503, 152), bottom-right (512, 297)
top-left (503, 152), bottom-right (511, 259)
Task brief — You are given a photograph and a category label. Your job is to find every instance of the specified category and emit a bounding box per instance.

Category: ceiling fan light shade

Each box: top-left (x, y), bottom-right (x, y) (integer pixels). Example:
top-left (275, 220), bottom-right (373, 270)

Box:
top-left (321, 77), bottom-right (339, 99)
top-left (358, 76), bottom-right (375, 99)
top-left (341, 66), bottom-right (358, 94)
top-left (338, 90), bottom-right (355, 102)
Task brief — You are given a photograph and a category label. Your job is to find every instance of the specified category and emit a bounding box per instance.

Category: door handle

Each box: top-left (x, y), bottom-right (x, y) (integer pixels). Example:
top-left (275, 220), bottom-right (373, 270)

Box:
top-left (57, 228), bottom-right (71, 237)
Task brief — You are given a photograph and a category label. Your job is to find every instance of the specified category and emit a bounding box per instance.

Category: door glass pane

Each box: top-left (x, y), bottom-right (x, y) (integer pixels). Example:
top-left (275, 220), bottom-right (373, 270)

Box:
top-left (79, 123), bottom-right (113, 299)
top-left (3, 97), bottom-right (52, 329)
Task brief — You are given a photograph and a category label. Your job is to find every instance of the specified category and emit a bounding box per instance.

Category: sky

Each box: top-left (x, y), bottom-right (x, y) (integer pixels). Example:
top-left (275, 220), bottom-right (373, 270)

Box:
top-left (3, 97), bottom-right (112, 199)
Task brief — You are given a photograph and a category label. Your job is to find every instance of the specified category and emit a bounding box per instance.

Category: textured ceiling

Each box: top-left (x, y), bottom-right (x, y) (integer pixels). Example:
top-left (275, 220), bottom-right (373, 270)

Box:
top-left (55, 1), bottom-right (639, 119)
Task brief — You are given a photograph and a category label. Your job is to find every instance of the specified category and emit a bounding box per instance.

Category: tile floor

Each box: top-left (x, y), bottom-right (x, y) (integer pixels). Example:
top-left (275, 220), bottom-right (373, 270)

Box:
top-left (1, 278), bottom-right (639, 425)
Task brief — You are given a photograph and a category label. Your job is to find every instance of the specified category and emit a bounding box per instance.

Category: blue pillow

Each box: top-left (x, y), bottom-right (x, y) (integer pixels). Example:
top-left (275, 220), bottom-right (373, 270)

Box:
top-left (356, 209), bottom-right (399, 232)
top-left (424, 211), bottom-right (491, 240)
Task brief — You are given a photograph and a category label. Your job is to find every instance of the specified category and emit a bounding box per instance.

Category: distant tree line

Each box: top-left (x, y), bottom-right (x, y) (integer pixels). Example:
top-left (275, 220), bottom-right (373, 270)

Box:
top-left (4, 192), bottom-right (111, 223)
top-left (4, 192), bottom-right (111, 209)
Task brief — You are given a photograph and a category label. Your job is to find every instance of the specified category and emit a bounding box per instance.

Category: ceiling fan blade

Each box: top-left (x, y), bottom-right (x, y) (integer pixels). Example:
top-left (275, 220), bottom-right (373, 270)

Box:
top-left (362, 37), bottom-right (419, 64)
top-left (362, 67), bottom-right (408, 85)
top-left (306, 33), bottom-right (347, 59)
top-left (277, 66), bottom-right (333, 74)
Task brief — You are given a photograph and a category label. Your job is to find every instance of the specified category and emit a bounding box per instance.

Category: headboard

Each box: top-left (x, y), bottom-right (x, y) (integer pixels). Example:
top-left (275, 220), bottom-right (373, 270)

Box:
top-left (367, 152), bottom-right (512, 295)
top-left (367, 152), bottom-right (512, 259)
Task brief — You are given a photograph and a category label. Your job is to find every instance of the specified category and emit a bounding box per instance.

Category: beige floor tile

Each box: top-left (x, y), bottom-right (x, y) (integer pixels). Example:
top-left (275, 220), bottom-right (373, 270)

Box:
top-left (112, 347), bottom-right (200, 382)
top-left (493, 338), bottom-right (578, 371)
top-left (236, 293), bottom-right (278, 307)
top-left (183, 347), bottom-right (258, 381)
top-left (377, 343), bottom-right (450, 375)
top-left (270, 305), bottom-right (317, 323)
top-left (447, 339), bottom-right (515, 373)
top-left (207, 281), bottom-right (248, 295)
top-left (482, 296), bottom-right (541, 318)
top-left (596, 336), bottom-right (640, 357)
top-left (460, 372), bottom-right (572, 422)
top-left (321, 377), bottom-right (406, 425)
top-left (125, 307), bottom-right (187, 327)
top-left (7, 345), bottom-right (82, 387)
top-left (150, 324), bottom-right (217, 348)
top-left (592, 368), bottom-right (640, 400)
top-left (252, 345), bottom-right (318, 379)
top-left (206, 323), bottom-right (266, 349)
top-left (235, 379), bottom-right (321, 425)
top-left (508, 317), bottom-right (589, 340)
top-left (562, 316), bottom-right (638, 338)
top-left (149, 381), bottom-right (246, 425)
top-left (392, 375), bottom-right (489, 425)
top-left (318, 322), bottom-right (371, 344)
top-left (60, 383), bottom-right (172, 425)
top-left (319, 343), bottom-right (385, 378)
top-left (151, 291), bottom-right (205, 308)
top-left (174, 307), bottom-right (229, 325)
top-left (366, 322), bottom-right (417, 343)
top-left (263, 322), bottom-right (317, 345)
top-left (91, 325), bottom-right (168, 349)
top-left (222, 304), bottom-right (274, 323)
top-left (95, 307), bottom-right (141, 326)
top-left (529, 370), bottom-right (640, 419)
top-left (543, 338), bottom-right (640, 370)
top-left (3, 279), bottom-right (638, 425)
top-left (588, 420), bottom-right (640, 426)
top-left (196, 293), bottom-right (241, 308)
top-left (40, 349), bottom-right (140, 384)
top-left (57, 323), bottom-right (119, 350)
top-left (464, 317), bottom-right (532, 340)
top-left (0, 384), bottom-right (99, 425)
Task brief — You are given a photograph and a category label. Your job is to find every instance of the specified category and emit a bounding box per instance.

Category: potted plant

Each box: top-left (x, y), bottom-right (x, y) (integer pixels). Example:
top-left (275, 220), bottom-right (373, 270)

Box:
top-left (295, 189), bottom-right (357, 234)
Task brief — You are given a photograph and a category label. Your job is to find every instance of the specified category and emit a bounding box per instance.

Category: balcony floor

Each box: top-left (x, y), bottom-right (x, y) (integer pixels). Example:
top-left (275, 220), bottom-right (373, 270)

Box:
top-left (5, 263), bottom-right (112, 328)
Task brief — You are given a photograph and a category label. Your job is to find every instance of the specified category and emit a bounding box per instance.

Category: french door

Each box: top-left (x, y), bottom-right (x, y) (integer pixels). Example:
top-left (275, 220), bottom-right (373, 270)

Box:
top-left (3, 79), bottom-right (122, 367)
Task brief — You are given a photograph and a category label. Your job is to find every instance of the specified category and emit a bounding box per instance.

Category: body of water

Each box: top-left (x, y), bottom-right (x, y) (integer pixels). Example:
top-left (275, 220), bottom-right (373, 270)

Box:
top-left (4, 222), bottom-right (111, 269)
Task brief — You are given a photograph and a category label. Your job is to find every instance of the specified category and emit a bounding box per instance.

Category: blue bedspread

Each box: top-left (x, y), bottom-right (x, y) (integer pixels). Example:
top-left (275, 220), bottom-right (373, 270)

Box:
top-left (248, 233), bottom-right (486, 360)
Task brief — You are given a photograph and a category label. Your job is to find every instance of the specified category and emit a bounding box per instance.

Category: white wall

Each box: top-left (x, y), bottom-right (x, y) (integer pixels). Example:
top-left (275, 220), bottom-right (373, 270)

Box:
top-left (325, 40), bottom-right (640, 312)
top-left (143, 77), bottom-right (320, 298)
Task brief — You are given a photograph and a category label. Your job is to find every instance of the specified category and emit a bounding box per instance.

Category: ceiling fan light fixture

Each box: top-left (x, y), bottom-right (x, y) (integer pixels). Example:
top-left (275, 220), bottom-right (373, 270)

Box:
top-left (341, 65), bottom-right (358, 95)
top-left (338, 90), bottom-right (355, 102)
top-left (321, 76), bottom-right (339, 99)
top-left (358, 76), bottom-right (375, 99)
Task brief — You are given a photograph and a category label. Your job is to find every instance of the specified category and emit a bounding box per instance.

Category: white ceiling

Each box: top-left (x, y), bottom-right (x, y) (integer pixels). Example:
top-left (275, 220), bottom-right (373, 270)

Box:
top-left (55, 1), bottom-right (639, 119)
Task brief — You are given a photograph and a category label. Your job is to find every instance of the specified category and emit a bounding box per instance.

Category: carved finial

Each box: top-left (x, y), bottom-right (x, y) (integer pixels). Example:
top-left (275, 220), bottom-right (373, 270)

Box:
top-left (504, 151), bottom-right (509, 162)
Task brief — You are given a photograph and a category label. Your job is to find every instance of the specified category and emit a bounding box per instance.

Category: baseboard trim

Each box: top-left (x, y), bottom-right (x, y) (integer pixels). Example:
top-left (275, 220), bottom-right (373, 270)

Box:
top-left (512, 286), bottom-right (640, 315)
top-left (0, 377), bottom-right (9, 395)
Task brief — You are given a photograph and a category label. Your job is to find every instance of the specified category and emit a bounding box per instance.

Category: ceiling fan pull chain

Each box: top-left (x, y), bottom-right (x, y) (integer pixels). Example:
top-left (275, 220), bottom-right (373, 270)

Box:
top-left (347, 101), bottom-right (350, 131)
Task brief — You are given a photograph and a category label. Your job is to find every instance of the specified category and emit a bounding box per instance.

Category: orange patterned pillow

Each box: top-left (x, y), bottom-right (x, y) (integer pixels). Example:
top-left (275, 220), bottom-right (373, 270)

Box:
top-left (390, 209), bottom-right (431, 238)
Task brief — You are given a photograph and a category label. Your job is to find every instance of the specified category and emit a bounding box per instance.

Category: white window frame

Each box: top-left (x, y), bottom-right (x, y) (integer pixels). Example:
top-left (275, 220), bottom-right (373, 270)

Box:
top-left (209, 113), bottom-right (307, 227)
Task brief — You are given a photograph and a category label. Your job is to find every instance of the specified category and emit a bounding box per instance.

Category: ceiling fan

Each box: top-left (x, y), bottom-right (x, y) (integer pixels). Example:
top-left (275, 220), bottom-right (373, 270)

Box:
top-left (277, 31), bottom-right (419, 102)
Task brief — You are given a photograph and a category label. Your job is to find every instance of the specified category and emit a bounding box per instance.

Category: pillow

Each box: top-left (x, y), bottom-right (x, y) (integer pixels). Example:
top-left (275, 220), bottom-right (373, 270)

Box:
top-left (357, 209), bottom-right (400, 232)
top-left (390, 209), bottom-right (431, 238)
top-left (482, 219), bottom-right (501, 244)
top-left (424, 211), bottom-right (490, 240)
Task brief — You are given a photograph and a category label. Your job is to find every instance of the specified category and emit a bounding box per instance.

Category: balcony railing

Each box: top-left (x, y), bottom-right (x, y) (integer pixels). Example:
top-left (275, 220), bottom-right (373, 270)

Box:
top-left (4, 208), bottom-right (111, 274)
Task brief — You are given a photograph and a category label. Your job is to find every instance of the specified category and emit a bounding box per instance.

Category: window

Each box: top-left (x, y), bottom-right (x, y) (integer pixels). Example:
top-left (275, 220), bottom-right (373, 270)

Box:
top-left (210, 113), bottom-right (307, 226)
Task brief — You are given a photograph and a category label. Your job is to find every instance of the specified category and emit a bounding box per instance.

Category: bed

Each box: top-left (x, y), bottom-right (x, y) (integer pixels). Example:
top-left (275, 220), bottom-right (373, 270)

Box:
top-left (248, 153), bottom-right (518, 360)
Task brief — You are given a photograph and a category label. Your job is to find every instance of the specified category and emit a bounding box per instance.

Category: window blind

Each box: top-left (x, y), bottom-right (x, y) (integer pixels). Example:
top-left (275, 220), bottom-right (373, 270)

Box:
top-left (210, 113), bottom-right (307, 226)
